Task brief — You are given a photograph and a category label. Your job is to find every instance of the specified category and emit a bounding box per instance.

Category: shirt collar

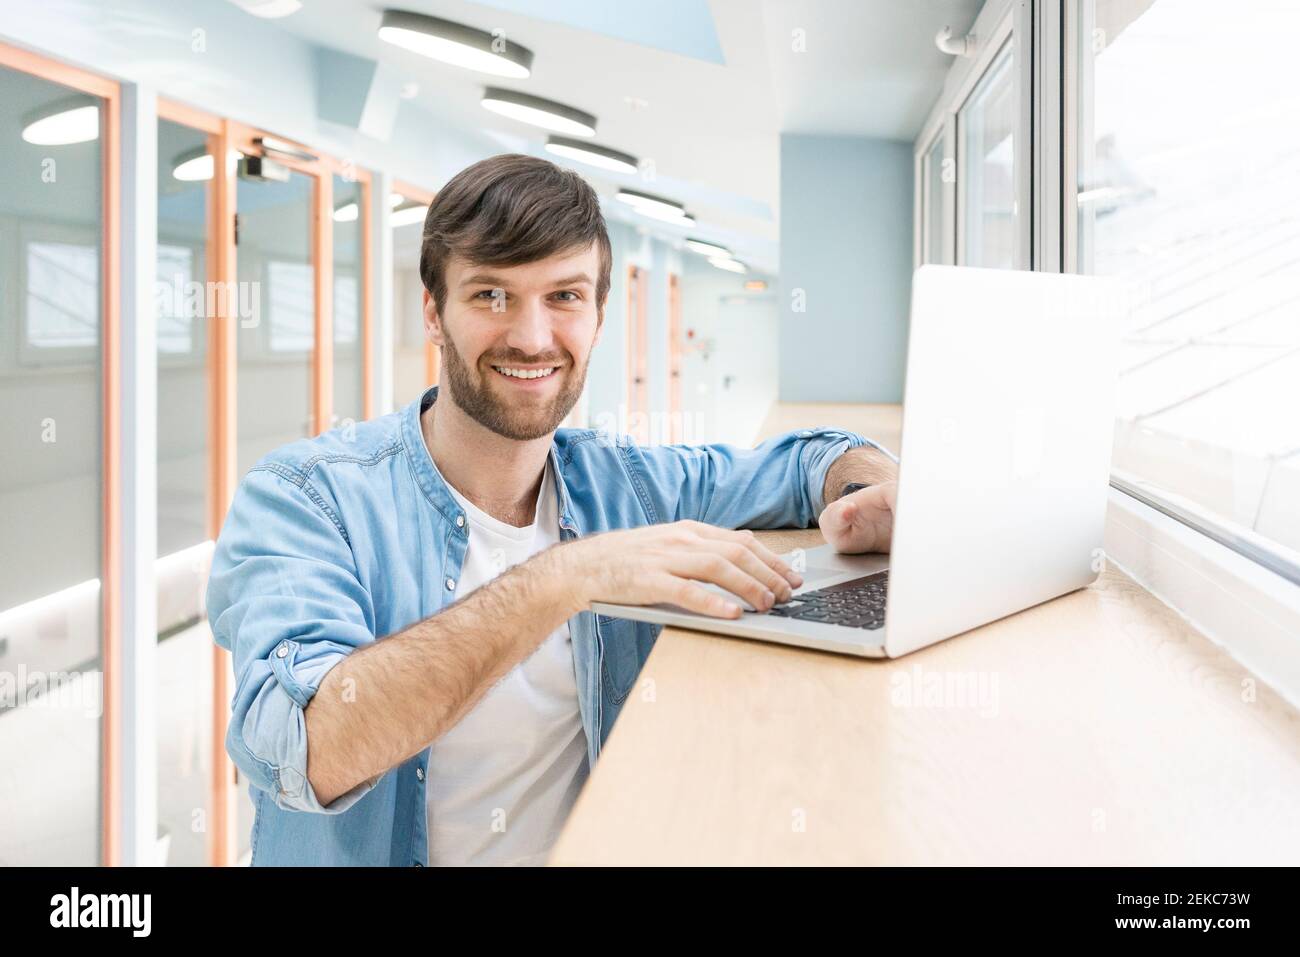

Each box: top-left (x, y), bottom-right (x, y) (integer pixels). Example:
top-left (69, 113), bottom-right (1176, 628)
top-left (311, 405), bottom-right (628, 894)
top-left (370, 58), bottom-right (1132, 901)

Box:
top-left (402, 384), bottom-right (581, 534)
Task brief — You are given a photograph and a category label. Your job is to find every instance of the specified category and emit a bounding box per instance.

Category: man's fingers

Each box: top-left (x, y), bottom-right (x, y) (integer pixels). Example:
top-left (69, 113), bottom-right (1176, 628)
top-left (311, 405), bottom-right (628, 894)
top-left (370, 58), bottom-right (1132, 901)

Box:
top-left (689, 524), bottom-right (802, 588)
top-left (657, 574), bottom-right (743, 619)
top-left (672, 551), bottom-right (776, 611)
top-left (708, 539), bottom-right (794, 602)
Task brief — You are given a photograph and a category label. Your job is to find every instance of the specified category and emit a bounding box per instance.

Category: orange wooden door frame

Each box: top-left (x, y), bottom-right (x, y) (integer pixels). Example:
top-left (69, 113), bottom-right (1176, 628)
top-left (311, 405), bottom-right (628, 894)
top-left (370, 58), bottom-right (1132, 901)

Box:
top-left (0, 40), bottom-right (123, 868)
top-left (160, 101), bottom-right (377, 865)
top-left (157, 99), bottom-right (239, 867)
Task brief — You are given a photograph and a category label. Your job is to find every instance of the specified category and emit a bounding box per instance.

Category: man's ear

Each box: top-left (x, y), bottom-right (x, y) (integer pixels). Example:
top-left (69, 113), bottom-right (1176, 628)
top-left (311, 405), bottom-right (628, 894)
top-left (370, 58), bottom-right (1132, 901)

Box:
top-left (422, 289), bottom-right (445, 346)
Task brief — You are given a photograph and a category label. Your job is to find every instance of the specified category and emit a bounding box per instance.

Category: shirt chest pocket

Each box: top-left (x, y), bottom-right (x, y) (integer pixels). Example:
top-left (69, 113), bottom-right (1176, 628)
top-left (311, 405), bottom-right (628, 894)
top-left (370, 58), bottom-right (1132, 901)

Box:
top-left (596, 615), bottom-right (659, 704)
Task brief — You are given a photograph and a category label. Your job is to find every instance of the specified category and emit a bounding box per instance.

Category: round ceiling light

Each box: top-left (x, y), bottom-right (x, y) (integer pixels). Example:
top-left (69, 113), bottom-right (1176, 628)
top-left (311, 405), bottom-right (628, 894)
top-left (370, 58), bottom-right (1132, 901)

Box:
top-left (545, 136), bottom-right (637, 175)
top-left (481, 88), bottom-right (596, 136)
top-left (685, 238), bottom-right (730, 258)
top-left (378, 10), bottom-right (533, 79)
top-left (391, 202), bottom-right (430, 228)
top-left (172, 147), bottom-right (242, 182)
top-left (22, 99), bottom-right (99, 146)
top-left (615, 188), bottom-right (685, 218)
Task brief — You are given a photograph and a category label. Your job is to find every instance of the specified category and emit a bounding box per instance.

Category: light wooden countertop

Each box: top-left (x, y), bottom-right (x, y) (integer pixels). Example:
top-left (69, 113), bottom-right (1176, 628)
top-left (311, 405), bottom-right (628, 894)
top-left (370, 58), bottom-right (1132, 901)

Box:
top-left (550, 403), bottom-right (1300, 865)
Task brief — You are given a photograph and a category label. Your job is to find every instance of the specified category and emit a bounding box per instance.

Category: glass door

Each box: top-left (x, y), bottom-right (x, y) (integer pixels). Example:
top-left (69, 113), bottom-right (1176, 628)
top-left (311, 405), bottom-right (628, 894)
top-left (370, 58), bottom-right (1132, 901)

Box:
top-left (234, 165), bottom-right (316, 477)
top-left (0, 43), bottom-right (118, 866)
top-left (154, 106), bottom-right (221, 867)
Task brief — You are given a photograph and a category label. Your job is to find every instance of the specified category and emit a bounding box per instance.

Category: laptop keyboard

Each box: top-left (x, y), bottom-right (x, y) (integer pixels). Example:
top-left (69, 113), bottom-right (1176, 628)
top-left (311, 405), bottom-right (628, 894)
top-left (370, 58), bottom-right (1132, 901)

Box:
top-left (765, 569), bottom-right (889, 630)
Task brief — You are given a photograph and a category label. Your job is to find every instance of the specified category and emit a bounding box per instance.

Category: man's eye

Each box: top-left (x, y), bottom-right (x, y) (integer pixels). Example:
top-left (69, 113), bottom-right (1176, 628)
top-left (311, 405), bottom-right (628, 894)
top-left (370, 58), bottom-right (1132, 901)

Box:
top-left (474, 290), bottom-right (501, 301)
top-left (553, 290), bottom-right (578, 302)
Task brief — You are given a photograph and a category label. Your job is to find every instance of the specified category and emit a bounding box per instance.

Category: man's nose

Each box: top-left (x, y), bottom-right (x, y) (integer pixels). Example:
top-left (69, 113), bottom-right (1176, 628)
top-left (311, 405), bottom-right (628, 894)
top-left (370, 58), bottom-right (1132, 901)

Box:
top-left (505, 297), bottom-right (554, 356)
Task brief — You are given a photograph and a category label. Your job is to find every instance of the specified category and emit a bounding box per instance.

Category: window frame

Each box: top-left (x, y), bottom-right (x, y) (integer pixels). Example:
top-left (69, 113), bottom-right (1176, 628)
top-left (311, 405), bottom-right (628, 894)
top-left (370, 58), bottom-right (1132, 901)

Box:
top-left (914, 0), bottom-right (1033, 271)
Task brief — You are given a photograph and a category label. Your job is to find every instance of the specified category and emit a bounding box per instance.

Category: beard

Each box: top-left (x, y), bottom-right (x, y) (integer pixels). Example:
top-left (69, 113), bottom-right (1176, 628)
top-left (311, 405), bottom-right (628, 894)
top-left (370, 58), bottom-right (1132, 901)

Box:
top-left (439, 334), bottom-right (588, 441)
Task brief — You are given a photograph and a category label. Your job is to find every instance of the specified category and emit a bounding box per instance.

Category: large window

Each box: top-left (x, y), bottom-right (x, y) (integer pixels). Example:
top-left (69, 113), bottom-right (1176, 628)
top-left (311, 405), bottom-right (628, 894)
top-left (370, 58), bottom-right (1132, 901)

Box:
top-left (920, 132), bottom-right (949, 265)
top-left (1076, 0), bottom-right (1300, 562)
top-left (958, 38), bottom-right (1018, 269)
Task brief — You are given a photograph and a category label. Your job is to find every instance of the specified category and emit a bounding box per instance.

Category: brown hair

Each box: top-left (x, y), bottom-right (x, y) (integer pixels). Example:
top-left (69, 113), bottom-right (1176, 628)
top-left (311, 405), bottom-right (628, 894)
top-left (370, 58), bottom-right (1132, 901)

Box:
top-left (418, 153), bottom-right (612, 319)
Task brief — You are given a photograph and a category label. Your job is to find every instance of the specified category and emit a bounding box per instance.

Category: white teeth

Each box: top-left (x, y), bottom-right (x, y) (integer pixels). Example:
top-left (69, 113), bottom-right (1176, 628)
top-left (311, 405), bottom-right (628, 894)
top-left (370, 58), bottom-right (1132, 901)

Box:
top-left (493, 366), bottom-right (557, 379)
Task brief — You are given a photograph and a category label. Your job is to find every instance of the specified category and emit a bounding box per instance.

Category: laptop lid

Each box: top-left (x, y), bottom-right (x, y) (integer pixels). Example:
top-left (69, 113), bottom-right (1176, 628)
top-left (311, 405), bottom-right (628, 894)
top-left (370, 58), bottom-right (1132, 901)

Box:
top-left (883, 265), bottom-right (1123, 657)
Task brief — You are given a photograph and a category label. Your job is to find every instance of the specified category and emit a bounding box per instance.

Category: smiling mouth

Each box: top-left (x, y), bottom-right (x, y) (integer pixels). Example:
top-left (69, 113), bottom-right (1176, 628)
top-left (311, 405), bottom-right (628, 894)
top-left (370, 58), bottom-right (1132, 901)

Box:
top-left (490, 364), bottom-right (561, 380)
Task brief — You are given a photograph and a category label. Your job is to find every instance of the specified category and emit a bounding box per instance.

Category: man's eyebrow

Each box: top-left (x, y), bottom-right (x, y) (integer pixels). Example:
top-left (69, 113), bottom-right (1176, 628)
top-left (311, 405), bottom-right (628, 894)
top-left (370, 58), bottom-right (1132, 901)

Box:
top-left (550, 273), bottom-right (594, 287)
top-left (460, 272), bottom-right (594, 288)
top-left (460, 273), bottom-right (510, 287)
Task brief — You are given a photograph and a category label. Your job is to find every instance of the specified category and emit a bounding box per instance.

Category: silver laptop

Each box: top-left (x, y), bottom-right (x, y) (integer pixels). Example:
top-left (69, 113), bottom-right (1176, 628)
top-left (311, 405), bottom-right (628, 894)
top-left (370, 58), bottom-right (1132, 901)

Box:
top-left (592, 265), bottom-right (1122, 658)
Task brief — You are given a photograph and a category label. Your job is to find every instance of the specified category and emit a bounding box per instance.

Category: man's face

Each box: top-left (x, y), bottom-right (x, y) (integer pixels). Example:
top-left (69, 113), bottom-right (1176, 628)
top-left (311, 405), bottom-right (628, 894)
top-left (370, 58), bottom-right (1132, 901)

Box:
top-left (425, 242), bottom-right (603, 441)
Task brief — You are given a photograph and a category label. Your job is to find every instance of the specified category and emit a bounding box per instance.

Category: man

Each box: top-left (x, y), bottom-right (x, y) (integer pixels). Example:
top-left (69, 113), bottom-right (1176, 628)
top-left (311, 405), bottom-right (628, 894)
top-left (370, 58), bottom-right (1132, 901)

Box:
top-left (208, 153), bottom-right (898, 867)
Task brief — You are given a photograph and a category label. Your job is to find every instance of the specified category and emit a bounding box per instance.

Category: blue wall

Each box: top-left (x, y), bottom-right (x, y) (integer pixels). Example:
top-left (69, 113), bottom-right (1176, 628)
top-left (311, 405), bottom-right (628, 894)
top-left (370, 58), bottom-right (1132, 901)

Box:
top-left (779, 134), bottom-right (913, 403)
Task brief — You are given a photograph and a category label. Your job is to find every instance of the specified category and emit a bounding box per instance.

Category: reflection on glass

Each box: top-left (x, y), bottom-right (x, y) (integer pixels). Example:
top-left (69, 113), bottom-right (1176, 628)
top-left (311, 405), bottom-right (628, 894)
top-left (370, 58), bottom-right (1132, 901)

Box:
top-left (1079, 0), bottom-right (1300, 558)
top-left (0, 63), bottom-right (104, 865)
top-left (333, 174), bottom-right (364, 425)
top-left (924, 135), bottom-right (947, 265)
top-left (236, 168), bottom-right (314, 477)
top-left (959, 39), bottom-right (1017, 268)
top-left (26, 241), bottom-right (98, 347)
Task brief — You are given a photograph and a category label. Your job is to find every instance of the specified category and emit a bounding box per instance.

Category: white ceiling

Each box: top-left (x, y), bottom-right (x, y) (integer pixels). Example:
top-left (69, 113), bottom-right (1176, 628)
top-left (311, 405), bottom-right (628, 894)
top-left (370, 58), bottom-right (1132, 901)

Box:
top-left (264, 0), bottom-right (981, 272)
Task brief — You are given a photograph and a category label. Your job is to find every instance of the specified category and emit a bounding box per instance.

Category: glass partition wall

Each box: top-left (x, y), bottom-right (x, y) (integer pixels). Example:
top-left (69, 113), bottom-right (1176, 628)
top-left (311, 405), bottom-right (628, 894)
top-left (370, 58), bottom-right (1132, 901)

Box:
top-left (0, 45), bottom-right (119, 866)
top-left (174, 113), bottom-right (375, 865)
top-left (0, 44), bottom-right (376, 867)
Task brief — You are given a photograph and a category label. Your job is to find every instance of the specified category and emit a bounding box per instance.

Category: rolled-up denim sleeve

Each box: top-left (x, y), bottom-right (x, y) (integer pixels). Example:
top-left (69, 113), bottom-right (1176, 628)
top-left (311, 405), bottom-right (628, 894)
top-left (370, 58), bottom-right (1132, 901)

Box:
top-left (207, 465), bottom-right (378, 814)
top-left (633, 427), bottom-right (896, 530)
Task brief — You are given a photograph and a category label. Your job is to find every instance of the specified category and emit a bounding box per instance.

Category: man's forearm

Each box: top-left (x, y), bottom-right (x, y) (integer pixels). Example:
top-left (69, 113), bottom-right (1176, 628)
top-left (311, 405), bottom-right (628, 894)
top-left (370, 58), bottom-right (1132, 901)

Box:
top-left (822, 444), bottom-right (899, 508)
top-left (305, 544), bottom-right (579, 807)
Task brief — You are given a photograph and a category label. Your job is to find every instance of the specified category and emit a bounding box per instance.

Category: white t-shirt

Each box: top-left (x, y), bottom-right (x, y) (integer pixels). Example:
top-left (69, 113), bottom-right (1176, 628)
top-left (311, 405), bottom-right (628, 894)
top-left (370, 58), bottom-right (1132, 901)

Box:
top-left (427, 460), bottom-right (589, 866)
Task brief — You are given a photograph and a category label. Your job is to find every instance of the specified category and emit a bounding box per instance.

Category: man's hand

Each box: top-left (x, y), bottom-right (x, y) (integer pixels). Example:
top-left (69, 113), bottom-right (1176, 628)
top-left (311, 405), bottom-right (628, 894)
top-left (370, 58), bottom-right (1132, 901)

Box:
top-left (550, 520), bottom-right (804, 619)
top-left (818, 481), bottom-right (897, 554)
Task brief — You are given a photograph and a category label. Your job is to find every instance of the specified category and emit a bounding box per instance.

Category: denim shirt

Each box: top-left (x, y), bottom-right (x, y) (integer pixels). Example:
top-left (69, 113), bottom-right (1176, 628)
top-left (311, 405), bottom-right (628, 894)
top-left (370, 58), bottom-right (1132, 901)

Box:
top-left (207, 385), bottom-right (880, 866)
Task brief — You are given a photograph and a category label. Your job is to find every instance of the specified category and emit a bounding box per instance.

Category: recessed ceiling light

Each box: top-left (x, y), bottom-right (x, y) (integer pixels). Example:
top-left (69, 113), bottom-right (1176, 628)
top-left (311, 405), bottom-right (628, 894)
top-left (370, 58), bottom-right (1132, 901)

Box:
top-left (22, 99), bottom-right (99, 145)
top-left (615, 189), bottom-right (684, 218)
top-left (391, 203), bottom-right (429, 228)
top-left (544, 136), bottom-right (637, 175)
top-left (481, 87), bottom-right (596, 136)
top-left (172, 147), bottom-right (241, 182)
top-left (379, 10), bottom-right (533, 79)
top-left (685, 238), bottom-right (730, 258)
top-left (709, 257), bottom-right (746, 273)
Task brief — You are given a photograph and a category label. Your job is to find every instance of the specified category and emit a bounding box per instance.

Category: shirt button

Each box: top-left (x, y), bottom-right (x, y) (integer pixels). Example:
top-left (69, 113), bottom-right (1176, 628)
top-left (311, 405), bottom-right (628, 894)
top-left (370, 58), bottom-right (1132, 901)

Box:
top-left (455, 514), bottom-right (465, 528)
top-left (416, 767), bottom-right (425, 781)
top-left (445, 577), bottom-right (456, 591)
top-left (276, 643), bottom-right (288, 658)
